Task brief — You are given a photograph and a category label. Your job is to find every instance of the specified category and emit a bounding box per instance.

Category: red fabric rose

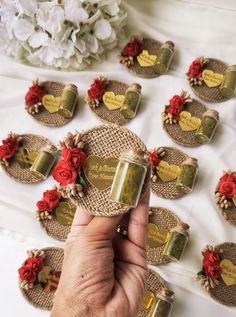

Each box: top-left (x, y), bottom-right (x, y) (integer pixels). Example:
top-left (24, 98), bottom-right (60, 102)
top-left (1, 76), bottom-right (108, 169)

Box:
top-left (27, 257), bottom-right (44, 274)
top-left (53, 160), bottom-right (77, 186)
top-left (61, 148), bottom-right (87, 170)
top-left (149, 151), bottom-right (160, 168)
top-left (218, 181), bottom-right (236, 199)
top-left (18, 264), bottom-right (37, 283)
top-left (203, 250), bottom-right (221, 268)
top-left (188, 59), bottom-right (203, 78)
top-left (220, 173), bottom-right (236, 184)
top-left (43, 189), bottom-right (61, 210)
top-left (25, 83), bottom-right (45, 107)
top-left (123, 38), bottom-right (144, 57)
top-left (37, 200), bottom-right (51, 212)
top-left (205, 264), bottom-right (222, 280)
top-left (88, 78), bottom-right (107, 101)
top-left (167, 95), bottom-right (186, 118)
top-left (0, 136), bottom-right (20, 159)
top-left (202, 250), bottom-right (222, 280)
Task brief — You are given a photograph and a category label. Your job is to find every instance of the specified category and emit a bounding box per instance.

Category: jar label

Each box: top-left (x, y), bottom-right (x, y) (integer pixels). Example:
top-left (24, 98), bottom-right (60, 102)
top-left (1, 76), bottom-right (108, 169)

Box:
top-left (83, 155), bottom-right (118, 191)
top-left (202, 69), bottom-right (224, 88)
top-left (220, 259), bottom-right (236, 286)
top-left (137, 50), bottom-right (157, 67)
top-left (103, 91), bottom-right (125, 110)
top-left (42, 94), bottom-right (61, 113)
top-left (157, 160), bottom-right (180, 182)
top-left (147, 223), bottom-right (169, 248)
top-left (179, 111), bottom-right (201, 132)
top-left (55, 201), bottom-right (76, 225)
top-left (15, 147), bottom-right (39, 169)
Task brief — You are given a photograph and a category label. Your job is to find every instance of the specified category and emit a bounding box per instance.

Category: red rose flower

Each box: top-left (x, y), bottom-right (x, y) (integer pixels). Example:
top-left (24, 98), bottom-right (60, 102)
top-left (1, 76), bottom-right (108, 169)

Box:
top-left (149, 151), bottom-right (160, 168)
top-left (203, 250), bottom-right (221, 268)
top-left (88, 78), bottom-right (107, 101)
top-left (220, 173), bottom-right (236, 184)
top-left (205, 264), bottom-right (222, 280)
top-left (61, 148), bottom-right (87, 170)
top-left (188, 59), bottom-right (203, 78)
top-left (167, 95), bottom-right (186, 118)
top-left (218, 181), bottom-right (236, 199)
top-left (53, 160), bottom-right (77, 186)
top-left (27, 257), bottom-right (44, 274)
top-left (123, 37), bottom-right (144, 57)
top-left (0, 136), bottom-right (20, 159)
top-left (18, 264), bottom-right (37, 283)
top-left (43, 189), bottom-right (61, 210)
top-left (37, 199), bottom-right (51, 212)
top-left (25, 83), bottom-right (46, 107)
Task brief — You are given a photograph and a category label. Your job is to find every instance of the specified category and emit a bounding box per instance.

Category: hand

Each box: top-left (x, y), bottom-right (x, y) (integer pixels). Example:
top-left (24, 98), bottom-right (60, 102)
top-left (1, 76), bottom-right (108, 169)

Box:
top-left (51, 189), bottom-right (150, 317)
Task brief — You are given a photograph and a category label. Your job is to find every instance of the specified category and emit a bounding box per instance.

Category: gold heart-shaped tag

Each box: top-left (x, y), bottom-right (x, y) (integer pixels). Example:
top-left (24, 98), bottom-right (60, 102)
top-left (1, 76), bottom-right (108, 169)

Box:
top-left (179, 111), bottom-right (201, 132)
top-left (15, 147), bottom-right (39, 169)
top-left (157, 160), bottom-right (180, 182)
top-left (147, 223), bottom-right (169, 248)
top-left (42, 94), bottom-right (61, 113)
top-left (83, 155), bottom-right (118, 191)
top-left (137, 50), bottom-right (157, 67)
top-left (142, 290), bottom-right (156, 310)
top-left (202, 69), bottom-right (224, 88)
top-left (55, 201), bottom-right (76, 225)
top-left (102, 91), bottom-right (125, 110)
top-left (220, 259), bottom-right (236, 286)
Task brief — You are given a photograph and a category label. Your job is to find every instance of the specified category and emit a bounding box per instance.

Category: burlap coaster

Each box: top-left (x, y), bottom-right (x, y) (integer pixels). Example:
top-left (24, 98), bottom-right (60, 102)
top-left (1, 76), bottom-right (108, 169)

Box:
top-left (19, 247), bottom-right (64, 310)
top-left (77, 124), bottom-right (150, 216)
top-left (150, 147), bottom-right (188, 199)
top-left (2, 134), bottom-right (54, 184)
top-left (138, 270), bottom-right (166, 317)
top-left (90, 80), bottom-right (130, 125)
top-left (163, 99), bottom-right (207, 147)
top-left (30, 81), bottom-right (76, 127)
top-left (147, 207), bottom-right (180, 265)
top-left (190, 58), bottom-right (228, 102)
top-left (209, 242), bottom-right (236, 306)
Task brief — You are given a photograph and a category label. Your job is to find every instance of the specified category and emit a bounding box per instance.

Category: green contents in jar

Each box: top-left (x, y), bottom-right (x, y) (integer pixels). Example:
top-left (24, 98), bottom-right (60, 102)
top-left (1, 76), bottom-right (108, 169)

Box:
top-left (58, 84), bottom-right (78, 119)
top-left (195, 116), bottom-right (218, 144)
top-left (120, 91), bottom-right (141, 119)
top-left (176, 160), bottom-right (198, 193)
top-left (30, 150), bottom-right (56, 180)
top-left (153, 41), bottom-right (175, 75)
top-left (163, 231), bottom-right (188, 261)
top-left (153, 298), bottom-right (173, 317)
top-left (220, 66), bottom-right (236, 99)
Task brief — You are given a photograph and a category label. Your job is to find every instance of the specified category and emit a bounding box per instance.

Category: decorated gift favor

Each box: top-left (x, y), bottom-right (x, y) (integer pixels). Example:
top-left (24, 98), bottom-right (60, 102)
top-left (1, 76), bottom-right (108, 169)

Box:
top-left (36, 188), bottom-right (76, 241)
top-left (25, 80), bottom-right (78, 127)
top-left (215, 171), bottom-right (236, 226)
top-left (85, 76), bottom-right (142, 125)
top-left (18, 248), bottom-right (63, 310)
top-left (53, 125), bottom-right (150, 217)
top-left (149, 147), bottom-right (198, 199)
top-left (186, 57), bottom-right (236, 102)
top-left (0, 132), bottom-right (56, 183)
top-left (118, 36), bottom-right (175, 78)
top-left (162, 91), bottom-right (219, 146)
top-left (195, 243), bottom-right (236, 306)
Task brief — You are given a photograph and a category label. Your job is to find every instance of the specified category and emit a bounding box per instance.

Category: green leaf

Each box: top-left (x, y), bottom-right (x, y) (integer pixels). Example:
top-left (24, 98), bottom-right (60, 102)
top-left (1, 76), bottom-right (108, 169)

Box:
top-left (55, 150), bottom-right (61, 158)
top-left (78, 173), bottom-right (87, 188)
top-left (197, 270), bottom-right (204, 276)
top-left (165, 104), bottom-right (170, 111)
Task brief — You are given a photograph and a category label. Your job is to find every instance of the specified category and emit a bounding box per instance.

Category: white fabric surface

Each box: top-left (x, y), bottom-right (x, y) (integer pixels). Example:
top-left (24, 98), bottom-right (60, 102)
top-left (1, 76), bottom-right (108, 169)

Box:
top-left (0, 0), bottom-right (236, 316)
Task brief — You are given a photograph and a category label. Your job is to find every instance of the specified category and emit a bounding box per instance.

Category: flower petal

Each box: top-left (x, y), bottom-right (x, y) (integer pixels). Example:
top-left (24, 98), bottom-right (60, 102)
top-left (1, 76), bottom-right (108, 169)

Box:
top-left (13, 19), bottom-right (34, 41)
top-left (94, 19), bottom-right (112, 40)
top-left (28, 32), bottom-right (48, 48)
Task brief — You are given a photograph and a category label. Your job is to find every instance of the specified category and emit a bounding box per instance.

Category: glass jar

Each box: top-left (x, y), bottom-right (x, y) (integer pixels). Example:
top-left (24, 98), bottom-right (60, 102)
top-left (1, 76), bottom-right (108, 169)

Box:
top-left (176, 157), bottom-right (198, 193)
top-left (58, 84), bottom-right (78, 119)
top-left (163, 223), bottom-right (189, 262)
top-left (30, 145), bottom-right (56, 180)
top-left (153, 41), bottom-right (175, 75)
top-left (152, 288), bottom-right (174, 317)
top-left (195, 109), bottom-right (219, 144)
top-left (120, 83), bottom-right (142, 119)
top-left (220, 65), bottom-right (236, 99)
top-left (109, 149), bottom-right (149, 207)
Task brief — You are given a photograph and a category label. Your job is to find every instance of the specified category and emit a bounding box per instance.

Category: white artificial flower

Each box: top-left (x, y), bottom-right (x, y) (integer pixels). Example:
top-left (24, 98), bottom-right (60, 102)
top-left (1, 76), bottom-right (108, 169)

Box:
top-left (64, 0), bottom-right (88, 26)
top-left (37, 4), bottom-right (65, 35)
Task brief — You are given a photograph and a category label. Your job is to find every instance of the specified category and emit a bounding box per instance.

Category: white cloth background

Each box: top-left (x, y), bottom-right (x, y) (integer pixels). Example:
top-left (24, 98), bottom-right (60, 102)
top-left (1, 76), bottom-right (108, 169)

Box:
top-left (0, 0), bottom-right (236, 316)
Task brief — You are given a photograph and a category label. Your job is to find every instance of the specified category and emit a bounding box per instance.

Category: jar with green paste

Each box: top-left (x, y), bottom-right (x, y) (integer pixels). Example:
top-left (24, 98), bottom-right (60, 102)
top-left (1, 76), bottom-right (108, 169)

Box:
top-left (109, 149), bottom-right (149, 207)
top-left (220, 65), bottom-right (236, 99)
top-left (153, 41), bottom-right (175, 75)
top-left (176, 157), bottom-right (198, 193)
top-left (163, 223), bottom-right (189, 262)
top-left (195, 109), bottom-right (219, 144)
top-left (58, 84), bottom-right (78, 119)
top-left (120, 83), bottom-right (142, 119)
top-left (30, 145), bottom-right (56, 180)
top-left (152, 288), bottom-right (174, 317)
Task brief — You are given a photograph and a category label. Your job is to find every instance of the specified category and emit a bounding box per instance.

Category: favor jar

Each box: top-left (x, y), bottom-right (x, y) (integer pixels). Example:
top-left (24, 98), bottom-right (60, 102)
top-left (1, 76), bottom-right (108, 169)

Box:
top-left (220, 65), bottom-right (236, 99)
top-left (153, 41), bottom-right (175, 75)
top-left (120, 83), bottom-right (142, 119)
top-left (152, 288), bottom-right (174, 317)
top-left (109, 149), bottom-right (149, 207)
top-left (30, 145), bottom-right (56, 180)
top-left (176, 157), bottom-right (198, 193)
top-left (58, 84), bottom-right (78, 119)
top-left (163, 223), bottom-right (189, 262)
top-left (195, 109), bottom-right (219, 144)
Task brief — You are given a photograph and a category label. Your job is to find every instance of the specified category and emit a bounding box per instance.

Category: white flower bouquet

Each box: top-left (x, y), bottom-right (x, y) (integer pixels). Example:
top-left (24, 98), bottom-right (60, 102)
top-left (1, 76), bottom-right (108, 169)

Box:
top-left (0, 0), bottom-right (127, 70)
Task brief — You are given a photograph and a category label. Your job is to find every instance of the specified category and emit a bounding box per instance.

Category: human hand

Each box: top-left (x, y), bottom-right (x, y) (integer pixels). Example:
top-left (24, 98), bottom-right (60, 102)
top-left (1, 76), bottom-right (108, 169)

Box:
top-left (51, 189), bottom-right (150, 317)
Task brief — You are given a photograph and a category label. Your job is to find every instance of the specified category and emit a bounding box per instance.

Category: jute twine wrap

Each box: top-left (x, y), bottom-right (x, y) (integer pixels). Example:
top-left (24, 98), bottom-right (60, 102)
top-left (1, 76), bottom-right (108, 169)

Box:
top-left (3, 134), bottom-right (54, 184)
top-left (127, 38), bottom-right (162, 78)
top-left (138, 270), bottom-right (166, 317)
top-left (209, 242), bottom-right (236, 306)
top-left (147, 207), bottom-right (180, 265)
top-left (150, 147), bottom-right (188, 199)
top-left (163, 99), bottom-right (207, 147)
top-left (76, 125), bottom-right (150, 216)
top-left (31, 81), bottom-right (75, 127)
top-left (19, 247), bottom-right (64, 310)
top-left (190, 58), bottom-right (228, 102)
top-left (92, 80), bottom-right (130, 125)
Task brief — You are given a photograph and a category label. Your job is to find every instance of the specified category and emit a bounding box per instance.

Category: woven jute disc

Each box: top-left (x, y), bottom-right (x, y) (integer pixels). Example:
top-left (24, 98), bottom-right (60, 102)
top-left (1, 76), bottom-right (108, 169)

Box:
top-left (91, 80), bottom-right (130, 125)
top-left (77, 124), bottom-right (150, 216)
top-left (138, 269), bottom-right (166, 317)
top-left (147, 207), bottom-right (180, 265)
top-left (2, 134), bottom-right (54, 184)
top-left (126, 38), bottom-right (162, 78)
top-left (189, 58), bottom-right (228, 102)
top-left (209, 242), bottom-right (236, 306)
top-left (19, 247), bottom-right (64, 310)
top-left (150, 147), bottom-right (188, 199)
top-left (163, 99), bottom-right (207, 147)
top-left (30, 81), bottom-right (76, 127)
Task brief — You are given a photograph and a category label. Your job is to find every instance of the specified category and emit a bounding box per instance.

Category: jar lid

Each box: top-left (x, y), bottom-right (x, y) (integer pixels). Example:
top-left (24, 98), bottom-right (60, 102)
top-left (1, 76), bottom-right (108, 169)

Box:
top-left (120, 149), bottom-right (149, 166)
top-left (64, 84), bottom-right (78, 93)
top-left (161, 41), bottom-right (175, 52)
top-left (128, 83), bottom-right (142, 92)
top-left (41, 144), bottom-right (57, 155)
top-left (203, 109), bottom-right (219, 120)
top-left (182, 157), bottom-right (198, 168)
top-left (172, 222), bottom-right (190, 235)
top-left (226, 65), bottom-right (236, 73)
top-left (157, 287), bottom-right (174, 303)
